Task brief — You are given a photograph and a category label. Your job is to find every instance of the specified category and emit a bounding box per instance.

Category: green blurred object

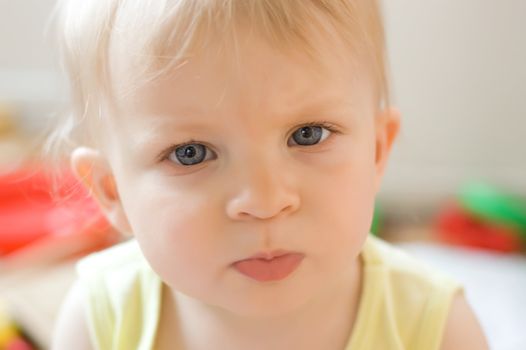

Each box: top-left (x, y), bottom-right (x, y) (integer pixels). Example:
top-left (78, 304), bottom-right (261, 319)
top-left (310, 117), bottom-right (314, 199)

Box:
top-left (371, 203), bottom-right (382, 236)
top-left (458, 182), bottom-right (526, 238)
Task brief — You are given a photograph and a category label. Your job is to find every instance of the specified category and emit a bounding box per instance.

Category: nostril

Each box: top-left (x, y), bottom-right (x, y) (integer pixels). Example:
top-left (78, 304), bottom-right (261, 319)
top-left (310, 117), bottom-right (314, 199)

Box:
top-left (226, 194), bottom-right (300, 221)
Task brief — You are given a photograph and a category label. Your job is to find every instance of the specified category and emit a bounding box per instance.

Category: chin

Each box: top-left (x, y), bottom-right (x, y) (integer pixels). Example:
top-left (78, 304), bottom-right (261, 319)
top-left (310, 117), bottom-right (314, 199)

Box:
top-left (218, 276), bottom-right (316, 320)
top-left (225, 294), bottom-right (310, 320)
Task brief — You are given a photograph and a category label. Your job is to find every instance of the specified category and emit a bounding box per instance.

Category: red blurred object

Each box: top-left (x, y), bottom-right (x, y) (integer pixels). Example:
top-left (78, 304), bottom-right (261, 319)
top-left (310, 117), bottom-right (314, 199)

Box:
top-left (6, 337), bottom-right (35, 350)
top-left (0, 166), bottom-right (119, 265)
top-left (436, 202), bottom-right (523, 253)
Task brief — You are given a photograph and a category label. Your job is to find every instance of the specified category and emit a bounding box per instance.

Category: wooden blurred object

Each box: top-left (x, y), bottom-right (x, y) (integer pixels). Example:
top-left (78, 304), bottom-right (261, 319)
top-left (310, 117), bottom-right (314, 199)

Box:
top-left (0, 102), bottom-right (32, 168)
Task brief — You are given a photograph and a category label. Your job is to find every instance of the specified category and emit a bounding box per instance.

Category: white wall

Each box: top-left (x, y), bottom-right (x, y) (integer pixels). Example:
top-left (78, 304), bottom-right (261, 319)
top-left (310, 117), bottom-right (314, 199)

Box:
top-left (0, 0), bottom-right (64, 132)
top-left (381, 0), bottom-right (526, 204)
top-left (1, 0), bottom-right (525, 203)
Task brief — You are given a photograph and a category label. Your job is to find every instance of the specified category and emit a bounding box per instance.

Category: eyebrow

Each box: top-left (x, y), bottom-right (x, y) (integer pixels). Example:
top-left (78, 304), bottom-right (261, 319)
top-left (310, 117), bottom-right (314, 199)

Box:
top-left (206, 91), bottom-right (351, 119)
top-left (136, 91), bottom-right (355, 135)
top-left (130, 95), bottom-right (355, 156)
top-left (287, 93), bottom-right (355, 115)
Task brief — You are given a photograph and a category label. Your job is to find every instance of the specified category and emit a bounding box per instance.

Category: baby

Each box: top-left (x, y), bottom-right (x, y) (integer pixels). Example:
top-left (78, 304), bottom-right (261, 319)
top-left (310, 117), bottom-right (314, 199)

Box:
top-left (50, 0), bottom-right (488, 349)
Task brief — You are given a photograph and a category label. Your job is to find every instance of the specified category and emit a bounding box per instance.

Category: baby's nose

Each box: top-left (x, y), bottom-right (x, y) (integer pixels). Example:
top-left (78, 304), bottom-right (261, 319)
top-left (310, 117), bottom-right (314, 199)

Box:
top-left (225, 159), bottom-right (300, 221)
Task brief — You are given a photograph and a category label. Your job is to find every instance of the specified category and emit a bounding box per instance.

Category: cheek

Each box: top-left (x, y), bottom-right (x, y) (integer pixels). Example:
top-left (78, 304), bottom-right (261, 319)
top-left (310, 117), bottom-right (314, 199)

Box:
top-left (302, 143), bottom-right (377, 258)
top-left (118, 177), bottom-right (222, 284)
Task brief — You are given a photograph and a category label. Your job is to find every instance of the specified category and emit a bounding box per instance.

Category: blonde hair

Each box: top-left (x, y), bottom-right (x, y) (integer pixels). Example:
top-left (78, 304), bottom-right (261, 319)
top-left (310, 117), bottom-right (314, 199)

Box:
top-left (45, 0), bottom-right (390, 162)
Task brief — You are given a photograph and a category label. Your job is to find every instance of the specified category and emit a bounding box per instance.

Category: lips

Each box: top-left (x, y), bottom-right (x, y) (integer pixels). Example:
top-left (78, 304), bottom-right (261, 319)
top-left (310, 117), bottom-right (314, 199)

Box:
top-left (232, 251), bottom-right (305, 282)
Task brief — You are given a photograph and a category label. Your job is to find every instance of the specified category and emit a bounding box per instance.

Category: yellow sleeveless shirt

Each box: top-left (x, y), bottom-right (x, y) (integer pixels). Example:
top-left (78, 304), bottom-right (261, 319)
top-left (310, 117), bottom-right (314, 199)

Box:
top-left (77, 235), bottom-right (461, 350)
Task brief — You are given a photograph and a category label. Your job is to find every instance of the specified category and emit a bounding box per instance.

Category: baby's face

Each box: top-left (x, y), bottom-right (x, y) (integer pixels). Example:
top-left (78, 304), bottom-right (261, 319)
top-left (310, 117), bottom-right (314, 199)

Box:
top-left (104, 34), bottom-right (386, 317)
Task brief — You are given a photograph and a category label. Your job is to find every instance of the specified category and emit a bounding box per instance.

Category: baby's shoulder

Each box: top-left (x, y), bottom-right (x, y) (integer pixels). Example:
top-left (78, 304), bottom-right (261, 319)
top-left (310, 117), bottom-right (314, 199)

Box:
top-left (77, 238), bottom-right (144, 275)
top-left (356, 236), bottom-right (463, 349)
top-left (364, 235), bottom-right (460, 292)
top-left (75, 238), bottom-right (159, 310)
top-left (364, 238), bottom-right (489, 349)
top-left (74, 239), bottom-right (162, 349)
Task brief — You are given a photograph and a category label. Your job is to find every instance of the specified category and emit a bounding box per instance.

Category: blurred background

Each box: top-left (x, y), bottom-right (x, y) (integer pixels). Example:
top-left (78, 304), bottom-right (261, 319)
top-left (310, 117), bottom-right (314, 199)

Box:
top-left (382, 0), bottom-right (525, 207)
top-left (0, 1), bottom-right (524, 349)
top-left (0, 0), bottom-right (524, 203)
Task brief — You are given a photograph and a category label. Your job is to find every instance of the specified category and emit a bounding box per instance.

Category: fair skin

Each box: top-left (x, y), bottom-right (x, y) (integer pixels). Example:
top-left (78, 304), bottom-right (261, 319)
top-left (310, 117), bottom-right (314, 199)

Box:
top-left (52, 27), bottom-right (488, 350)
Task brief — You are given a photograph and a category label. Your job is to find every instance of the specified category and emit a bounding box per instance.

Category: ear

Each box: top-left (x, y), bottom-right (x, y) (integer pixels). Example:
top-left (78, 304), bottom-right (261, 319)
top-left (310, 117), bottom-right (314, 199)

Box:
top-left (373, 107), bottom-right (401, 193)
top-left (70, 147), bottom-right (132, 235)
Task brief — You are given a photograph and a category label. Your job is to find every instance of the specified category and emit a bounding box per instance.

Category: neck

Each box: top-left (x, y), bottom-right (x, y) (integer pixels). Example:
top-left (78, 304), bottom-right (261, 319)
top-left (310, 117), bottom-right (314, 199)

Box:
top-left (160, 258), bottom-right (363, 350)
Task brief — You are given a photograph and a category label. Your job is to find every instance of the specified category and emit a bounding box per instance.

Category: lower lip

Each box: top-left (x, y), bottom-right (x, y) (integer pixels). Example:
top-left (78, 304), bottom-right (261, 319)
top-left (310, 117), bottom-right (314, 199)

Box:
top-left (232, 254), bottom-right (304, 282)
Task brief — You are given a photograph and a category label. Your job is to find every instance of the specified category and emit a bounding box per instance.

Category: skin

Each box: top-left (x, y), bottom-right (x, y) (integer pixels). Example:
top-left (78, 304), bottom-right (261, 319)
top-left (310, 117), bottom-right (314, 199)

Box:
top-left (52, 26), bottom-right (488, 350)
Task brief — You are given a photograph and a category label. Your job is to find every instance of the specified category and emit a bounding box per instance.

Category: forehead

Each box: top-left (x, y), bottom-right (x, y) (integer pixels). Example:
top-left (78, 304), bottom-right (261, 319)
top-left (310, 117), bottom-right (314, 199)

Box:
top-left (110, 29), bottom-right (375, 127)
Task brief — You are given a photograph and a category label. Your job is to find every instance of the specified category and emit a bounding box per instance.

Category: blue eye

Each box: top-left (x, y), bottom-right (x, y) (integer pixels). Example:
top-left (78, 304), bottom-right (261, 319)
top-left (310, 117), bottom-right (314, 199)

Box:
top-left (289, 125), bottom-right (332, 146)
top-left (168, 143), bottom-right (211, 166)
top-left (164, 122), bottom-right (336, 167)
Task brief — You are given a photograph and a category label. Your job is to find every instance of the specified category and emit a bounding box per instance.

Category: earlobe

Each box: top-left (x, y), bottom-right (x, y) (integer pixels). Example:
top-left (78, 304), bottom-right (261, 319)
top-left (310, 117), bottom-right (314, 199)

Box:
top-left (374, 107), bottom-right (401, 191)
top-left (70, 147), bottom-right (132, 234)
